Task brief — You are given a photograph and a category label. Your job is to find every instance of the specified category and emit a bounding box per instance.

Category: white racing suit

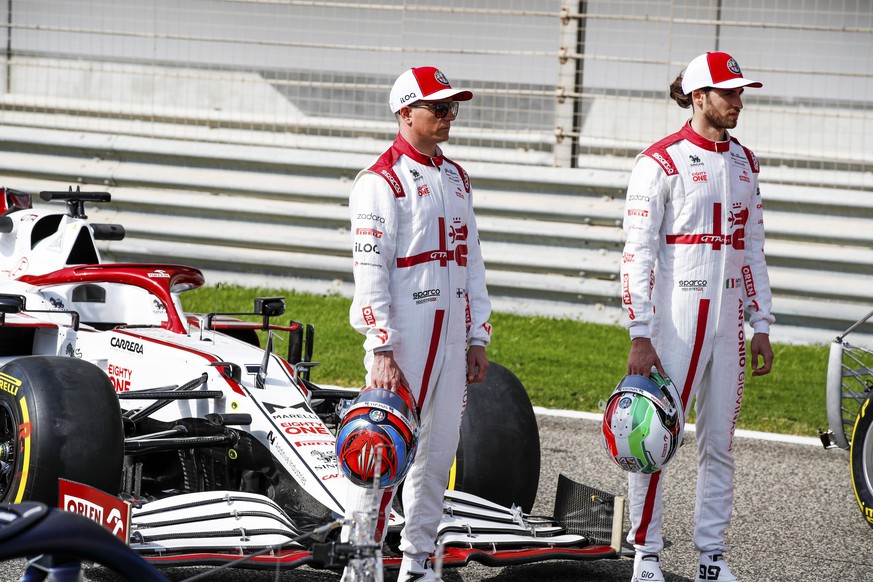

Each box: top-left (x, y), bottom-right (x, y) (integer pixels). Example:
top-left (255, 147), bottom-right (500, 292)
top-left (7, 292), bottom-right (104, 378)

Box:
top-left (620, 122), bottom-right (774, 555)
top-left (346, 133), bottom-right (492, 558)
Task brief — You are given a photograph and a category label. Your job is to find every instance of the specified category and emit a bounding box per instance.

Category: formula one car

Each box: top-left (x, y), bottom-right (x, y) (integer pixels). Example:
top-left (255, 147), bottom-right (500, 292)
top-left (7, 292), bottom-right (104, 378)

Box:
top-left (821, 309), bottom-right (873, 528)
top-left (0, 187), bottom-right (623, 578)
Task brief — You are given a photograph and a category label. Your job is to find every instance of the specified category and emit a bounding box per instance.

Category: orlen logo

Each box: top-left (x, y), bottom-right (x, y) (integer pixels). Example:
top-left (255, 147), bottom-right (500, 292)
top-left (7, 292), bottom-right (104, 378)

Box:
top-left (627, 209), bottom-right (649, 217)
top-left (64, 495), bottom-right (105, 524)
top-left (362, 305), bottom-right (376, 326)
top-left (148, 269), bottom-right (170, 278)
top-left (622, 273), bottom-right (631, 305)
top-left (60, 479), bottom-right (130, 541)
top-left (742, 265), bottom-right (757, 297)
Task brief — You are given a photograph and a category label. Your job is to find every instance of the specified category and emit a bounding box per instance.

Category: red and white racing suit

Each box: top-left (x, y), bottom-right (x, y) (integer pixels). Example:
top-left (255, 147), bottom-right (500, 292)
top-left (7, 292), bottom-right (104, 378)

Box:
top-left (346, 133), bottom-right (492, 558)
top-left (620, 122), bottom-right (774, 555)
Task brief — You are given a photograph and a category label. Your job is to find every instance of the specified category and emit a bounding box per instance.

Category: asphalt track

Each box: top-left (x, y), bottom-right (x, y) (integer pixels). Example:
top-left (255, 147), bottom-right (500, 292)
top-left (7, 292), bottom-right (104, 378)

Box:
top-left (2, 411), bottom-right (871, 582)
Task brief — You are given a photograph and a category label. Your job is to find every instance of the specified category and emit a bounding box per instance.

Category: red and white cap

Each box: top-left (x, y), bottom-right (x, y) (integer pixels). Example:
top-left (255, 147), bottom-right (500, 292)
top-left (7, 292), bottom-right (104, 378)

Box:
top-left (681, 52), bottom-right (762, 95)
top-left (389, 67), bottom-right (473, 113)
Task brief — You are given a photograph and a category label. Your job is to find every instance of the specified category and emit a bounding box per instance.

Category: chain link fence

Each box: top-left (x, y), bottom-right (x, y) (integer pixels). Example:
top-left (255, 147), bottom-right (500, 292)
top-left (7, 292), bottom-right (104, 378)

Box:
top-left (0, 1), bottom-right (870, 182)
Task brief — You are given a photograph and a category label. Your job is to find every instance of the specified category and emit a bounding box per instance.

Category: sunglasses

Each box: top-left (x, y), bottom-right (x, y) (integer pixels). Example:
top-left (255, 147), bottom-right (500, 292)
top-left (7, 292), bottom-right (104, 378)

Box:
top-left (408, 101), bottom-right (460, 119)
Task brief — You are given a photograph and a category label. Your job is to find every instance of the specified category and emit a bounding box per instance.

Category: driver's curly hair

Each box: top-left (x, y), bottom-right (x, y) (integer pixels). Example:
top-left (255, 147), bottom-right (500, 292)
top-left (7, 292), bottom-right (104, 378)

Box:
top-left (670, 74), bottom-right (693, 108)
top-left (670, 74), bottom-right (713, 109)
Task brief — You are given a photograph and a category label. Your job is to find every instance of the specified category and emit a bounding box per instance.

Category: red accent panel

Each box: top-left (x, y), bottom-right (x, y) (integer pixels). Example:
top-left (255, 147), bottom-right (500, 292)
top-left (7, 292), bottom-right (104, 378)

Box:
top-left (681, 299), bottom-right (711, 405)
top-left (396, 217), bottom-right (453, 268)
top-left (417, 310), bottom-right (445, 408)
top-left (143, 543), bottom-right (617, 569)
top-left (641, 130), bottom-right (684, 174)
top-left (635, 470), bottom-right (662, 546)
top-left (666, 203), bottom-right (725, 250)
top-left (114, 329), bottom-right (246, 396)
top-left (20, 264), bottom-right (203, 334)
top-left (373, 487), bottom-right (395, 543)
top-left (636, 298), bottom-right (710, 547)
top-left (366, 146), bottom-right (406, 198)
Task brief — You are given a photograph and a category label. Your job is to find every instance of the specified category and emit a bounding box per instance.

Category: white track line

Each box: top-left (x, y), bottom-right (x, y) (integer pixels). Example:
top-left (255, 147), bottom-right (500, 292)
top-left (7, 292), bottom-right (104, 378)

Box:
top-left (533, 406), bottom-right (823, 447)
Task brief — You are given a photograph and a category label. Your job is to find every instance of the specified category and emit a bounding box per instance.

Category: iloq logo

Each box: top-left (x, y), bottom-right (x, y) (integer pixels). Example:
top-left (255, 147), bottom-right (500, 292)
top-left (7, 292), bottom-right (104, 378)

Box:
top-left (399, 92), bottom-right (418, 104)
top-left (354, 242), bottom-right (379, 254)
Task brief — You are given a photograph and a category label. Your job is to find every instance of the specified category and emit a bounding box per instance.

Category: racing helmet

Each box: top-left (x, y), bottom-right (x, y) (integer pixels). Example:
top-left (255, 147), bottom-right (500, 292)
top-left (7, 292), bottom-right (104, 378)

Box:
top-left (601, 371), bottom-right (684, 474)
top-left (335, 385), bottom-right (420, 489)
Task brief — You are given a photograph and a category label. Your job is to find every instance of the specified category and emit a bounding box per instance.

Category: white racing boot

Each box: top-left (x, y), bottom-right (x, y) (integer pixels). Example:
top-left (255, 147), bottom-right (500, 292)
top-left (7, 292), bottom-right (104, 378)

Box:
top-left (397, 555), bottom-right (441, 582)
top-left (632, 552), bottom-right (665, 582)
top-left (696, 553), bottom-right (738, 581)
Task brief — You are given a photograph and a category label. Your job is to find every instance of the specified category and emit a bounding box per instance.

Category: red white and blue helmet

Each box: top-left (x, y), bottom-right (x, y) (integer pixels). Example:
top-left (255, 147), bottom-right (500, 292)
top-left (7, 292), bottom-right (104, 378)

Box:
top-left (335, 385), bottom-right (420, 489)
top-left (601, 371), bottom-right (684, 474)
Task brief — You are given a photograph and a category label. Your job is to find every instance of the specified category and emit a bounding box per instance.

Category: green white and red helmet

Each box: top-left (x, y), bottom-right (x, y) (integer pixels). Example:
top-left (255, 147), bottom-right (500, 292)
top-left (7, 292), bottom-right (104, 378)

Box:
top-left (601, 371), bottom-right (685, 474)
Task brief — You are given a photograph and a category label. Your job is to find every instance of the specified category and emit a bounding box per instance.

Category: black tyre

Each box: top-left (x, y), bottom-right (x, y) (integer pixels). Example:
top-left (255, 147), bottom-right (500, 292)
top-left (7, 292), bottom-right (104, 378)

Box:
top-left (850, 395), bottom-right (873, 528)
top-left (453, 361), bottom-right (540, 511)
top-left (0, 356), bottom-right (123, 505)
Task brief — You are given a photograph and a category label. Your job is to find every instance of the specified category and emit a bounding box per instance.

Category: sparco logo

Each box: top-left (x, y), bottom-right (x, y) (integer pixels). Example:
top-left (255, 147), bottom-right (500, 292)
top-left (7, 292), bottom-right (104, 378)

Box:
top-left (110, 337), bottom-right (144, 354)
top-left (380, 170), bottom-right (403, 195)
top-left (413, 289), bottom-right (441, 300)
top-left (627, 194), bottom-right (650, 202)
top-left (652, 152), bottom-right (675, 175)
top-left (679, 280), bottom-right (707, 289)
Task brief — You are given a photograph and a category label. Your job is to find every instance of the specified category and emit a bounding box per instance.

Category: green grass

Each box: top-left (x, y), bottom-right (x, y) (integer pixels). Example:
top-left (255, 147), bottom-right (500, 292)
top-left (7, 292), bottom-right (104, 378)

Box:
top-left (182, 284), bottom-right (830, 438)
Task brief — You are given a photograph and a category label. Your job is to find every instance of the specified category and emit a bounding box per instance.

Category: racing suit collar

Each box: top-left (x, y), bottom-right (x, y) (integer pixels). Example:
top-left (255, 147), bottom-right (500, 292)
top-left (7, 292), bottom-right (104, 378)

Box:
top-left (680, 121), bottom-right (731, 153)
top-left (392, 133), bottom-right (445, 167)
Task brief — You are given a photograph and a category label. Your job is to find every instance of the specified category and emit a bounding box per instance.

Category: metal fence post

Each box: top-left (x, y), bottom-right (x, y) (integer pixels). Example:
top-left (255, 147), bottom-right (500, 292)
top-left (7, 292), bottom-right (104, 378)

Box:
top-left (555, 1), bottom-right (584, 168)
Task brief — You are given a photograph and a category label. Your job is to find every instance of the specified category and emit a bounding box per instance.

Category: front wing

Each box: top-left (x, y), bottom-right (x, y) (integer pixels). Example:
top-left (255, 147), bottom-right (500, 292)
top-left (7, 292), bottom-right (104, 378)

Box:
top-left (128, 474), bottom-right (623, 570)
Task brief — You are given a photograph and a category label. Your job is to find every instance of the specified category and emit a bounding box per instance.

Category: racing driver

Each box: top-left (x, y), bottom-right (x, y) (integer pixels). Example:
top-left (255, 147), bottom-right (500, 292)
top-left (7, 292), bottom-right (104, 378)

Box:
top-left (344, 66), bottom-right (492, 581)
top-left (620, 52), bottom-right (775, 582)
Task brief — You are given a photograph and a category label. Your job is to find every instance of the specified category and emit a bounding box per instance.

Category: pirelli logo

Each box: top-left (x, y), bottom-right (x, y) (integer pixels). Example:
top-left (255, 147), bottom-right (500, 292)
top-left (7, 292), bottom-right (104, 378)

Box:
top-left (0, 372), bottom-right (22, 396)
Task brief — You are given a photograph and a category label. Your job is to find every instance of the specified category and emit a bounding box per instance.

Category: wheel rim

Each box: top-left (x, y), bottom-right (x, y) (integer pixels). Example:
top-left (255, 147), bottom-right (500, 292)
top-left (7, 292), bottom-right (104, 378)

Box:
top-left (0, 400), bottom-right (17, 501)
top-left (863, 423), bottom-right (873, 501)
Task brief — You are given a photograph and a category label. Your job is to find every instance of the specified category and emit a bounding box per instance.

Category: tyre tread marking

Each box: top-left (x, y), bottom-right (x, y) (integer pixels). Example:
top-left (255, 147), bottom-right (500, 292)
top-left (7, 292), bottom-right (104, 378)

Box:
top-left (14, 395), bottom-right (30, 503)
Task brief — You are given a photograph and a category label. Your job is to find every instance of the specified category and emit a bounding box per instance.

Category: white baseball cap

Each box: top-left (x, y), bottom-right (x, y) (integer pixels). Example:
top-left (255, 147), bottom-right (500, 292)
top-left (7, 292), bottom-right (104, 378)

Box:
top-left (681, 52), bottom-right (762, 95)
top-left (389, 67), bottom-right (473, 113)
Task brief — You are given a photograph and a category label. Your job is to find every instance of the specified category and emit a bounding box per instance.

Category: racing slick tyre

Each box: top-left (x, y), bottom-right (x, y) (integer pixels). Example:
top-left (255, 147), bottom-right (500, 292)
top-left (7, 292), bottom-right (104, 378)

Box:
top-left (850, 395), bottom-right (873, 528)
top-left (453, 361), bottom-right (540, 511)
top-left (0, 356), bottom-right (123, 506)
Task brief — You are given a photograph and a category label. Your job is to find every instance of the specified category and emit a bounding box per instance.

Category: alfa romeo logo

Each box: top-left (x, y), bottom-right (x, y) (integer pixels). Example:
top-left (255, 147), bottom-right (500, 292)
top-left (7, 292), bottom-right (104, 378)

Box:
top-left (434, 69), bottom-right (450, 86)
top-left (727, 58), bottom-right (741, 75)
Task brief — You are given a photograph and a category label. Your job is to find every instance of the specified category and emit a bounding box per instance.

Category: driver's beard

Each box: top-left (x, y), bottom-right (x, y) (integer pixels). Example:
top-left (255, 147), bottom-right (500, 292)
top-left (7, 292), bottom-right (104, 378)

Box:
top-left (704, 107), bottom-right (738, 132)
